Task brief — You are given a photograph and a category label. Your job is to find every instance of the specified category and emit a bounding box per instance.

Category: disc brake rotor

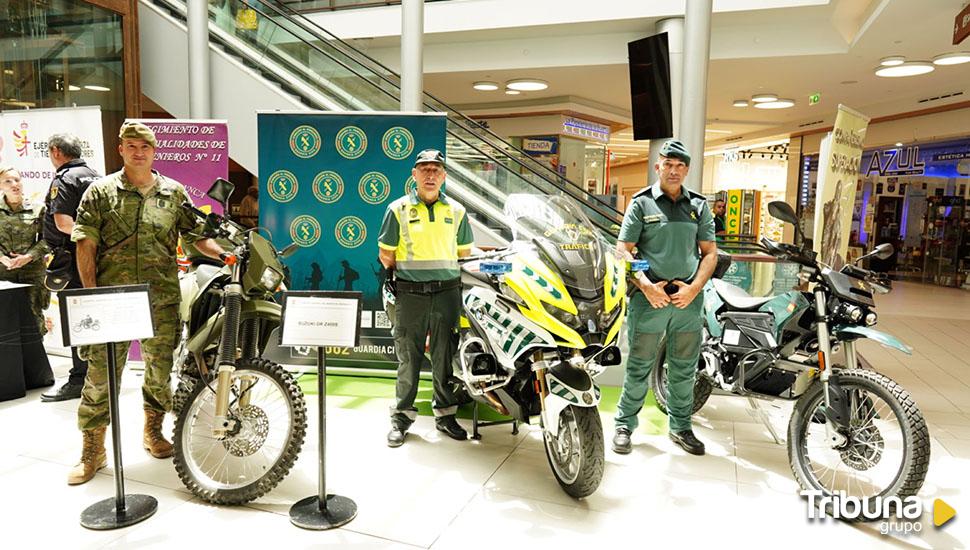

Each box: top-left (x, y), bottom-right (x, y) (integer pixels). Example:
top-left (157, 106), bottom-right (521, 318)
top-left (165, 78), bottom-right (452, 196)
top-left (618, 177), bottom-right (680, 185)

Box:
top-left (840, 424), bottom-right (885, 471)
top-left (222, 405), bottom-right (270, 457)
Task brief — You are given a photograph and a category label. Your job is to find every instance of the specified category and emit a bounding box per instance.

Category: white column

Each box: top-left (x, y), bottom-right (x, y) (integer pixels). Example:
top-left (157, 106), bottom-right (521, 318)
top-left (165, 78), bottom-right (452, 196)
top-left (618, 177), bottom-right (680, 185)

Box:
top-left (648, 17), bottom-right (684, 182)
top-left (187, 0), bottom-right (210, 118)
top-left (679, 0), bottom-right (713, 193)
top-left (400, 0), bottom-right (424, 112)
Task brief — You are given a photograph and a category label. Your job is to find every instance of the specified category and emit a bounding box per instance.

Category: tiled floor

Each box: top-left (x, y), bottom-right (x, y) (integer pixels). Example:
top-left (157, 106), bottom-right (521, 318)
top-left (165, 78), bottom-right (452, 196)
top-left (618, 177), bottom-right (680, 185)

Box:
top-left (2, 280), bottom-right (968, 549)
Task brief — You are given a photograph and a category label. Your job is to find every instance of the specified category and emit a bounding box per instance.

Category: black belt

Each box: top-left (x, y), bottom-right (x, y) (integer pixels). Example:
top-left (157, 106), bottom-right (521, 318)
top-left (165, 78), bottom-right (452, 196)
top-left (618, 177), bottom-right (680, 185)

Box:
top-left (395, 278), bottom-right (460, 294)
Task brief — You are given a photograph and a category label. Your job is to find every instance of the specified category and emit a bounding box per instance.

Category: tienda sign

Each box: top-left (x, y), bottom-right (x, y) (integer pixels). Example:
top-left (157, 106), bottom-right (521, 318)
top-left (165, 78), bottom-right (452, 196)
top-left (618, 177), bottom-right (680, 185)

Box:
top-left (955, 2), bottom-right (970, 45)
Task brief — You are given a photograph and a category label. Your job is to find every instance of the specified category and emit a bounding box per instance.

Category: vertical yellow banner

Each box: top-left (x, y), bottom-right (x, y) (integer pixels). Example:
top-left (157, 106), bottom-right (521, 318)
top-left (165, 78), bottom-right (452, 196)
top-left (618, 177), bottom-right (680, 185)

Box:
top-left (812, 104), bottom-right (871, 268)
top-left (725, 189), bottom-right (743, 234)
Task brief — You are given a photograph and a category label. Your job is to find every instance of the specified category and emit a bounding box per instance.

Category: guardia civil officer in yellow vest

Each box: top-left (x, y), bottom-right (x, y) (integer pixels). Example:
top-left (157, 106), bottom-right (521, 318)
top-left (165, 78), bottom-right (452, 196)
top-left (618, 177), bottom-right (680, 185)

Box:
top-left (378, 148), bottom-right (474, 447)
top-left (613, 139), bottom-right (718, 456)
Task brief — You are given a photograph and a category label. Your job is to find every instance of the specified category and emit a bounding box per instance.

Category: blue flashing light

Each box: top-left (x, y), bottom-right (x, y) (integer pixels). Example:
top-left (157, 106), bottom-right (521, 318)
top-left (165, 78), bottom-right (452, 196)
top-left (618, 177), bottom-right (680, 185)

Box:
top-left (629, 260), bottom-right (651, 272)
top-left (479, 261), bottom-right (513, 274)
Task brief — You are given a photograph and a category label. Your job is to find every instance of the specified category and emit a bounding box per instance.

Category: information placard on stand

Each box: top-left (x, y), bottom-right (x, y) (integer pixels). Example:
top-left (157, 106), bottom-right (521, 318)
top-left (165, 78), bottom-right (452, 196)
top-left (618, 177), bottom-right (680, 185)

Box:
top-left (60, 284), bottom-right (158, 530)
top-left (279, 291), bottom-right (362, 530)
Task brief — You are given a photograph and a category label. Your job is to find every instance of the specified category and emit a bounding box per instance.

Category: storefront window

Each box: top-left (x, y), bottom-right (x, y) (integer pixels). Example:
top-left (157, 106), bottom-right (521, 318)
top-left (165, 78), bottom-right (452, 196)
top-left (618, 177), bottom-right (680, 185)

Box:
top-left (0, 0), bottom-right (125, 170)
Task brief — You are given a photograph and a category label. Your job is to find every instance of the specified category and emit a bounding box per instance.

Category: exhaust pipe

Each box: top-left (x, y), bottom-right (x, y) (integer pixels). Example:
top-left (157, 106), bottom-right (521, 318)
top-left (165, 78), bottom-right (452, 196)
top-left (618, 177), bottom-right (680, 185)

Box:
top-left (482, 390), bottom-right (510, 416)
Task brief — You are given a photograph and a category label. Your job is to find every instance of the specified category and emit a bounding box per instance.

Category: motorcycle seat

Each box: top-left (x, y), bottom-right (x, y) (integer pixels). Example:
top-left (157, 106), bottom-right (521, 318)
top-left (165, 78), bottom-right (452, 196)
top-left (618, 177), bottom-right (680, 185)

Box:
top-left (713, 279), bottom-right (773, 310)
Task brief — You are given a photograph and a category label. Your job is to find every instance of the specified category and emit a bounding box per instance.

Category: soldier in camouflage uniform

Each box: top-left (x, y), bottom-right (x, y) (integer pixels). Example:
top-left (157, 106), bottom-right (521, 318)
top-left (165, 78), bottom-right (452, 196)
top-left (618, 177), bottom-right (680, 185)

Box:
top-left (67, 122), bottom-right (226, 485)
top-left (0, 166), bottom-right (50, 335)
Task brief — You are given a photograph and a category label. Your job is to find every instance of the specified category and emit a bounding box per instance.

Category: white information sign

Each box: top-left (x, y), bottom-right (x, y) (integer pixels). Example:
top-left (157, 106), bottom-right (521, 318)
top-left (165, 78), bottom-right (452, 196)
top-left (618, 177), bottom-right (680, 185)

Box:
top-left (59, 285), bottom-right (154, 347)
top-left (280, 292), bottom-right (362, 349)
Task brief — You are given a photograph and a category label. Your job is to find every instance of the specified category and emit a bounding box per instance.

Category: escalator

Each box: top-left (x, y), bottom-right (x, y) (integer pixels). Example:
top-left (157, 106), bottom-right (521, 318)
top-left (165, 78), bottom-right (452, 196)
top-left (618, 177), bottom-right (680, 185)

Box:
top-left (140, 0), bottom-right (625, 243)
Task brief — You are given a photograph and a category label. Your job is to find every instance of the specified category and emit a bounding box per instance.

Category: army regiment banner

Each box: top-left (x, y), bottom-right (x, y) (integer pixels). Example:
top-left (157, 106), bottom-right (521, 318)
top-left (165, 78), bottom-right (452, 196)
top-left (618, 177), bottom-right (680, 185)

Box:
top-left (812, 104), bottom-right (870, 269)
top-left (258, 111), bottom-right (447, 369)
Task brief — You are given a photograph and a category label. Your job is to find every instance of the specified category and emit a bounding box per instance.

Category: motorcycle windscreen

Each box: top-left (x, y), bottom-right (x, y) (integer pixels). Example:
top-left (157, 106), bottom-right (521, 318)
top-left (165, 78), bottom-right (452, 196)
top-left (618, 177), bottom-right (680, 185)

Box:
top-left (503, 194), bottom-right (606, 294)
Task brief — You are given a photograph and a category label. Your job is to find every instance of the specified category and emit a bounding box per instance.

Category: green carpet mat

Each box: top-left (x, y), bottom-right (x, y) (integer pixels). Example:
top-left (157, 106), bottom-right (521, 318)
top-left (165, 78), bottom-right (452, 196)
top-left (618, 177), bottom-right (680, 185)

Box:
top-left (298, 374), bottom-right (669, 434)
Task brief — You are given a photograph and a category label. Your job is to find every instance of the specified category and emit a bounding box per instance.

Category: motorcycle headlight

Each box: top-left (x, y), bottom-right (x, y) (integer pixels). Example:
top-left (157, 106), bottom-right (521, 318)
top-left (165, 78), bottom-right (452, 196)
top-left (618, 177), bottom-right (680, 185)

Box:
top-left (260, 267), bottom-right (283, 291)
top-left (542, 301), bottom-right (578, 328)
top-left (865, 311), bottom-right (877, 326)
top-left (841, 304), bottom-right (863, 323)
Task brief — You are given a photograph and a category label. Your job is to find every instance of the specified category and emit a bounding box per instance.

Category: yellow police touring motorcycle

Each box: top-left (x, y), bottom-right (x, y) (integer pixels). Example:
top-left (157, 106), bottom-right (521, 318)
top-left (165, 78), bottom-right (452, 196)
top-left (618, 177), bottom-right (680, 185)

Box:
top-left (456, 194), bottom-right (626, 498)
top-left (171, 179), bottom-right (307, 505)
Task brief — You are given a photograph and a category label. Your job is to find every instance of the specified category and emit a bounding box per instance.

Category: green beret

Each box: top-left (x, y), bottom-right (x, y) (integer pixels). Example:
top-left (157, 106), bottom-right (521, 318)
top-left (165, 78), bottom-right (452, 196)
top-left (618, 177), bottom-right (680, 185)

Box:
top-left (119, 122), bottom-right (157, 148)
top-left (659, 139), bottom-right (690, 166)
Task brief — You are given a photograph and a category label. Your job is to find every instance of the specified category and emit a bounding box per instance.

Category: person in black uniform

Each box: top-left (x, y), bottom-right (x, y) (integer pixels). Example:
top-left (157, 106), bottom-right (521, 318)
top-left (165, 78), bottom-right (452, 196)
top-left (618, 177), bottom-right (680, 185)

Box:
top-left (40, 133), bottom-right (101, 403)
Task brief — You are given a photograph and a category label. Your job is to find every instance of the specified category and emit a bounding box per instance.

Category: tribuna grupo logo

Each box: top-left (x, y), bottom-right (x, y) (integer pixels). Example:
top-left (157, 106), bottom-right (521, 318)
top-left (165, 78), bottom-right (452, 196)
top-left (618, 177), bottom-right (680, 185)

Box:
top-left (802, 490), bottom-right (957, 536)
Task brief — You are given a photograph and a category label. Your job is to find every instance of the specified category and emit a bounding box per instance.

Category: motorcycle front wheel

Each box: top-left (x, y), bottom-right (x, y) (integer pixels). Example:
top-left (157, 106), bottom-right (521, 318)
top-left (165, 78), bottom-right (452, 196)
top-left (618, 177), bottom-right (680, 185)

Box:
top-left (173, 358), bottom-right (307, 505)
top-left (543, 405), bottom-right (604, 499)
top-left (788, 369), bottom-right (929, 522)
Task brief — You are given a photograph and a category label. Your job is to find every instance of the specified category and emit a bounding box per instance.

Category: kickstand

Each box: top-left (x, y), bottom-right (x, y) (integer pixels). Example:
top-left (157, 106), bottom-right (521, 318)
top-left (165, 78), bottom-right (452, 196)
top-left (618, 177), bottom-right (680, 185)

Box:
top-left (747, 397), bottom-right (784, 445)
top-left (472, 401), bottom-right (482, 441)
top-left (471, 400), bottom-right (518, 441)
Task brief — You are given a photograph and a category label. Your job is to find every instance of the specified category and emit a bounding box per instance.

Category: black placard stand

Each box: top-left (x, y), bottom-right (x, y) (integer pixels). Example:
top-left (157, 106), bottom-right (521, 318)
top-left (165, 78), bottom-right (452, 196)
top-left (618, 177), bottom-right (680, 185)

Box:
top-left (289, 346), bottom-right (357, 529)
top-left (80, 341), bottom-right (157, 530)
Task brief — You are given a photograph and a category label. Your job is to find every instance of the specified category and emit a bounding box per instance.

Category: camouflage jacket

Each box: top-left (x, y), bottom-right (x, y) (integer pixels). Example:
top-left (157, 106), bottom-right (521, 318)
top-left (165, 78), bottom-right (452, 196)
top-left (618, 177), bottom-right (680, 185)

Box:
top-left (72, 170), bottom-right (205, 306)
top-left (0, 192), bottom-right (47, 279)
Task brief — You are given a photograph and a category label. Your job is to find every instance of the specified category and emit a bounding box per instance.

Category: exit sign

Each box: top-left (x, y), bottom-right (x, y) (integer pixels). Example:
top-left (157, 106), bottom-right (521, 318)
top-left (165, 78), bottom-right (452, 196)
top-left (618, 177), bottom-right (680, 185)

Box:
top-left (809, 93), bottom-right (821, 105)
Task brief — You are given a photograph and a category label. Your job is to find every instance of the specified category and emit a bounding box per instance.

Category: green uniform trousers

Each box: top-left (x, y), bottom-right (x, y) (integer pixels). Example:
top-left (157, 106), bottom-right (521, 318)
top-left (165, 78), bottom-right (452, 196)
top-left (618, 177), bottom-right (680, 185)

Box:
top-left (77, 304), bottom-right (179, 430)
top-left (391, 286), bottom-right (461, 430)
top-left (615, 292), bottom-right (703, 433)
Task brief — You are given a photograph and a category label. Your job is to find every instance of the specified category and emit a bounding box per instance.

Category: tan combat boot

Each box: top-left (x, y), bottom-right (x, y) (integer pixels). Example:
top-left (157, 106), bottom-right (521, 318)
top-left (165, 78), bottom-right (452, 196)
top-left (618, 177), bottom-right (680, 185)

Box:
top-left (143, 409), bottom-right (174, 458)
top-left (67, 427), bottom-right (107, 485)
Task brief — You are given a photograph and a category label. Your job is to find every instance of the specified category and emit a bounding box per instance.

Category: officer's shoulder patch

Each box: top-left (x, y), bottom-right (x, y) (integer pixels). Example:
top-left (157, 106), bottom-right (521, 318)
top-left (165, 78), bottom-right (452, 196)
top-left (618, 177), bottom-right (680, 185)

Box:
top-left (50, 186), bottom-right (58, 199)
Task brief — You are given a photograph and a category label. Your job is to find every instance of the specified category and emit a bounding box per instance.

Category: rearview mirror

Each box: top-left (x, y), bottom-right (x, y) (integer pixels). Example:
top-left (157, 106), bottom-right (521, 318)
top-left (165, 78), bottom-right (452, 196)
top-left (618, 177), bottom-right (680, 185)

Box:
top-left (206, 178), bottom-right (235, 206)
top-left (767, 201), bottom-right (798, 225)
top-left (279, 242), bottom-right (300, 259)
top-left (873, 242), bottom-right (894, 260)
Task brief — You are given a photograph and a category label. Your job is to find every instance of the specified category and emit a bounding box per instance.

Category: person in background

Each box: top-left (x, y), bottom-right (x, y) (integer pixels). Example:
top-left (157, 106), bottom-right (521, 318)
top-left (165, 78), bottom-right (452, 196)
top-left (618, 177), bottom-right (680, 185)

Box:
top-left (239, 184), bottom-right (259, 228)
top-left (713, 199), bottom-right (727, 236)
top-left (67, 122), bottom-right (227, 485)
top-left (0, 166), bottom-right (49, 336)
top-left (40, 133), bottom-right (101, 403)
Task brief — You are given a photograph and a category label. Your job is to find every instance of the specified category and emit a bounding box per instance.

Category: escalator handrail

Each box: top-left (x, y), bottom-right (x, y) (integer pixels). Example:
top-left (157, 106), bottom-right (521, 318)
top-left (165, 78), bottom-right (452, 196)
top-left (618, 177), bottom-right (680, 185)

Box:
top-left (257, 0), bottom-right (624, 225)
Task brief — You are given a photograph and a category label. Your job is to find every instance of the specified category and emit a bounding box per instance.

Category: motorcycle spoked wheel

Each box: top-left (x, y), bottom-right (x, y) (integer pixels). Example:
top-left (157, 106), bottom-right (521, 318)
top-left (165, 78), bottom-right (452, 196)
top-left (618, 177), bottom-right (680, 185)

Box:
top-left (542, 405), bottom-right (605, 499)
top-left (173, 358), bottom-right (307, 505)
top-left (787, 369), bottom-right (930, 522)
top-left (649, 338), bottom-right (713, 416)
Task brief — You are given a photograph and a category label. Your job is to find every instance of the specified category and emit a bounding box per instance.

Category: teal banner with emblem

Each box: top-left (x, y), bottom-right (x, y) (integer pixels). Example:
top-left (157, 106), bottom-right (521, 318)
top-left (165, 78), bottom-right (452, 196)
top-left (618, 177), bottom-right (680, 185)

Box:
top-left (258, 111), bottom-right (447, 369)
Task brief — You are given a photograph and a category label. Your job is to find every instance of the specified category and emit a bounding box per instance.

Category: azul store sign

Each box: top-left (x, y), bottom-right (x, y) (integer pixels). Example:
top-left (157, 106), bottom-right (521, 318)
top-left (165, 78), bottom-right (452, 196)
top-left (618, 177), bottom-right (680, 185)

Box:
top-left (863, 137), bottom-right (970, 178)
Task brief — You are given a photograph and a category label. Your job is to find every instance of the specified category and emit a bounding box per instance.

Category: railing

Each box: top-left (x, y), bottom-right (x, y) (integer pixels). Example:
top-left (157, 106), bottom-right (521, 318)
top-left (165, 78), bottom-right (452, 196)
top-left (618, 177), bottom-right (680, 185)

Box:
top-left (277, 0), bottom-right (450, 13)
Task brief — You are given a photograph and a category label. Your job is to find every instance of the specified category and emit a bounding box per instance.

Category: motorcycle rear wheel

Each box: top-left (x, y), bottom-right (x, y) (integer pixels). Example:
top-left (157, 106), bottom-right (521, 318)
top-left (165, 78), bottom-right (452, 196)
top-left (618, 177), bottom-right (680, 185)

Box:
top-left (543, 405), bottom-right (604, 499)
top-left (788, 369), bottom-right (929, 522)
top-left (173, 358), bottom-right (307, 505)
top-left (650, 339), bottom-right (713, 416)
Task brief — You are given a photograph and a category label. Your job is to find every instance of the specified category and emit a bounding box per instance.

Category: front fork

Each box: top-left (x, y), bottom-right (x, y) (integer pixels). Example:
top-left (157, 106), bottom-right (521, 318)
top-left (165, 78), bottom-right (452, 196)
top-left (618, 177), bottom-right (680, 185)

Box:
top-left (212, 260), bottom-right (244, 438)
top-left (814, 289), bottom-right (849, 447)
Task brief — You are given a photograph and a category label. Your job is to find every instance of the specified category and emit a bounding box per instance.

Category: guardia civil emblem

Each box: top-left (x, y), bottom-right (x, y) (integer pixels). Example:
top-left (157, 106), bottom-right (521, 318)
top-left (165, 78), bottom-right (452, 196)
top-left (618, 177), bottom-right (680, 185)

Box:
top-left (289, 125), bottom-right (321, 159)
top-left (382, 127), bottom-right (414, 160)
top-left (404, 175), bottom-right (417, 195)
top-left (312, 171), bottom-right (344, 204)
top-left (335, 216), bottom-right (367, 248)
top-left (267, 170), bottom-right (299, 203)
top-left (358, 172), bottom-right (391, 205)
top-left (336, 126), bottom-right (367, 160)
top-left (290, 215), bottom-right (321, 247)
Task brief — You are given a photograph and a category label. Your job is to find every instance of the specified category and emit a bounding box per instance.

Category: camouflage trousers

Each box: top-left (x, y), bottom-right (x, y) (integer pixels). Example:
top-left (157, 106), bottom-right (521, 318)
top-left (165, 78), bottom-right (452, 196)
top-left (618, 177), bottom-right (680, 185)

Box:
top-left (0, 263), bottom-right (50, 335)
top-left (77, 304), bottom-right (179, 431)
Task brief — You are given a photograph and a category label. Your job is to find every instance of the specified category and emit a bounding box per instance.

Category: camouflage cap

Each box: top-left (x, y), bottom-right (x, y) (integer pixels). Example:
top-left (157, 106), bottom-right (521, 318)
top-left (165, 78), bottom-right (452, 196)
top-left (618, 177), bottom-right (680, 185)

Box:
top-left (659, 139), bottom-right (690, 166)
top-left (119, 122), bottom-right (157, 148)
top-left (414, 148), bottom-right (445, 167)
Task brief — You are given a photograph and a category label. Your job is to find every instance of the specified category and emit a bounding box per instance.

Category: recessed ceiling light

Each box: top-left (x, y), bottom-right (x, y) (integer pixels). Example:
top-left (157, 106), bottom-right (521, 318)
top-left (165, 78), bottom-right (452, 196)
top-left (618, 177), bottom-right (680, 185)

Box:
top-left (933, 52), bottom-right (970, 66)
top-left (504, 89), bottom-right (521, 95)
top-left (2, 69), bottom-right (13, 75)
top-left (895, 142), bottom-right (903, 147)
top-left (875, 61), bottom-right (934, 77)
top-left (68, 85), bottom-right (81, 91)
top-left (879, 56), bottom-right (906, 67)
top-left (753, 98), bottom-right (795, 109)
top-left (506, 79), bottom-right (548, 91)
top-left (84, 85), bottom-right (111, 91)
top-left (751, 93), bottom-right (778, 103)
top-left (473, 81), bottom-right (499, 91)
top-left (732, 99), bottom-right (749, 107)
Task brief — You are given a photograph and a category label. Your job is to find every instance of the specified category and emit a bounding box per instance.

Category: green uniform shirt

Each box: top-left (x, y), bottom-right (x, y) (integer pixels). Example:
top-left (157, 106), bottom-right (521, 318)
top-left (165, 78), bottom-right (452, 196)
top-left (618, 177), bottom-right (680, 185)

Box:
top-left (619, 182), bottom-right (715, 281)
top-left (0, 193), bottom-right (47, 279)
top-left (378, 189), bottom-right (474, 282)
top-left (71, 170), bottom-right (205, 307)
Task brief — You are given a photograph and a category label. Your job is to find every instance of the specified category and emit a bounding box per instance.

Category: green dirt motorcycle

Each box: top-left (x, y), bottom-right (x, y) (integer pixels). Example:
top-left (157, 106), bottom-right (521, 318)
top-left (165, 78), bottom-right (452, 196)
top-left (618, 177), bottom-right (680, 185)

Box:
top-left (651, 201), bottom-right (929, 520)
top-left (171, 179), bottom-right (306, 505)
